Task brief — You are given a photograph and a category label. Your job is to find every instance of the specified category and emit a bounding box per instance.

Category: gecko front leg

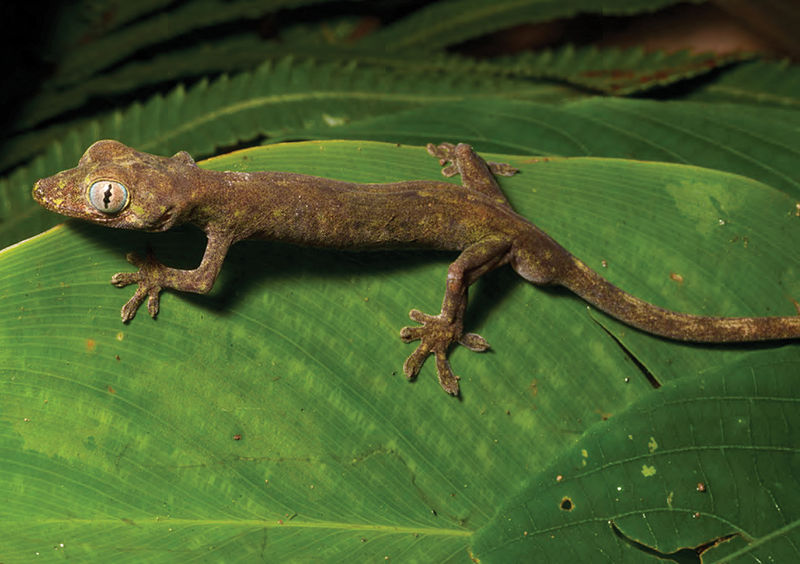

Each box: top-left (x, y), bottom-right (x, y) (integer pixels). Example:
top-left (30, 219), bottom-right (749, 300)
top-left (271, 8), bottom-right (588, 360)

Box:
top-left (400, 237), bottom-right (512, 395)
top-left (426, 142), bottom-right (518, 207)
top-left (110, 230), bottom-right (232, 322)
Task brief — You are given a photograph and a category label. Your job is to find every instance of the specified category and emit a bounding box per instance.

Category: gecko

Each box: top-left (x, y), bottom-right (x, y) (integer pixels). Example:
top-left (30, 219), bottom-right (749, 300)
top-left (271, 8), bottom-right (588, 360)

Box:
top-left (32, 140), bottom-right (800, 395)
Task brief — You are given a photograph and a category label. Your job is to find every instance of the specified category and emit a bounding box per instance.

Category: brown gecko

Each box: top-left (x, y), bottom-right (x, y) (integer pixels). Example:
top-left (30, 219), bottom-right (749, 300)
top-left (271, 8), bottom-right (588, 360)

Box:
top-left (32, 140), bottom-right (800, 395)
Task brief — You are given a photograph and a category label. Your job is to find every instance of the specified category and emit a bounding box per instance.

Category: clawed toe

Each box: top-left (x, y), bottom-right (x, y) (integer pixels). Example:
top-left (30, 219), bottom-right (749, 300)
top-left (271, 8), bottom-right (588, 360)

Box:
top-left (434, 351), bottom-right (460, 395)
top-left (146, 288), bottom-right (161, 318)
top-left (426, 142), bottom-right (456, 161)
top-left (402, 345), bottom-right (429, 380)
top-left (400, 325), bottom-right (425, 343)
top-left (459, 332), bottom-right (490, 351)
top-left (120, 288), bottom-right (147, 323)
top-left (440, 164), bottom-right (458, 177)
top-left (111, 271), bottom-right (138, 287)
top-left (487, 161), bottom-right (518, 177)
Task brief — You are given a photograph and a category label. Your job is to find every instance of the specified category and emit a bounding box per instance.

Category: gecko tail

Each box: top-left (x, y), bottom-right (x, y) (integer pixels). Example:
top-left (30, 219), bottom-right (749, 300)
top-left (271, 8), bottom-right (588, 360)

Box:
top-left (554, 256), bottom-right (800, 343)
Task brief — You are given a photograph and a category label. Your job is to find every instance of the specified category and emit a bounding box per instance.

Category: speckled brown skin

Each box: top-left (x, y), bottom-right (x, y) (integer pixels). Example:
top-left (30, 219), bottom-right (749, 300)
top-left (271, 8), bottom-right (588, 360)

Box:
top-left (33, 140), bottom-right (800, 395)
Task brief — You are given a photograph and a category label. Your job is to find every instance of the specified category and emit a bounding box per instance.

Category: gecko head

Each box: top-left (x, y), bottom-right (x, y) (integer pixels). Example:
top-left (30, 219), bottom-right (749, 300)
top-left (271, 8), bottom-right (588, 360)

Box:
top-left (33, 139), bottom-right (199, 232)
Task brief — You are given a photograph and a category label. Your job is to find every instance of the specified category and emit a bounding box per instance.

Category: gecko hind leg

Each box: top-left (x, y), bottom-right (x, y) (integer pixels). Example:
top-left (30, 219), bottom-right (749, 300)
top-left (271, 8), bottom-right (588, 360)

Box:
top-left (400, 236), bottom-right (512, 395)
top-left (427, 142), bottom-right (518, 208)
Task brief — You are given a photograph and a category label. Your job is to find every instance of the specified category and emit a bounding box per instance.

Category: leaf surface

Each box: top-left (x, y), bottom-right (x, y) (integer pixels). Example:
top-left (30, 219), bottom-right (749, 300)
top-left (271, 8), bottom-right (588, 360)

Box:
top-left (2, 141), bottom-right (797, 561)
top-left (298, 98), bottom-right (800, 197)
top-left (471, 359), bottom-right (800, 562)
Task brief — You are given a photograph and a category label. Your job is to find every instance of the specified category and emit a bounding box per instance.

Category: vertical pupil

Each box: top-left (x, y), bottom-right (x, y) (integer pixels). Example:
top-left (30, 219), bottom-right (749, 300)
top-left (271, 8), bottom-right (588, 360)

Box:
top-left (102, 184), bottom-right (113, 208)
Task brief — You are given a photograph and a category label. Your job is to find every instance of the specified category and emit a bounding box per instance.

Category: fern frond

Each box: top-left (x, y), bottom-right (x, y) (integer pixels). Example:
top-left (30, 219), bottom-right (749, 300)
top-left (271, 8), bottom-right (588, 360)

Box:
top-left (79, 0), bottom-right (174, 35)
top-left (12, 34), bottom-right (275, 134)
top-left (339, 46), bottom-right (749, 96)
top-left (360, 0), bottom-right (707, 51)
top-left (686, 59), bottom-right (800, 107)
top-left (48, 0), bottom-right (331, 89)
top-left (489, 46), bottom-right (753, 95)
top-left (12, 39), bottom-right (746, 147)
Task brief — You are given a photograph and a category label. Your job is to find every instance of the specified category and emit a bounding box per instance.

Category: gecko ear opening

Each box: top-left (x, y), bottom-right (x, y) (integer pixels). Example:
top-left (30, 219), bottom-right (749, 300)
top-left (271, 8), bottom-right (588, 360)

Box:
top-left (172, 150), bottom-right (196, 166)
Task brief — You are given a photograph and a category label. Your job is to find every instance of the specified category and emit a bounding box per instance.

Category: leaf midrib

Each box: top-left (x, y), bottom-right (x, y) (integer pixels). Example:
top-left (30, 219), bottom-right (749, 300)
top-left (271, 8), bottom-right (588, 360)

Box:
top-left (1, 518), bottom-right (473, 536)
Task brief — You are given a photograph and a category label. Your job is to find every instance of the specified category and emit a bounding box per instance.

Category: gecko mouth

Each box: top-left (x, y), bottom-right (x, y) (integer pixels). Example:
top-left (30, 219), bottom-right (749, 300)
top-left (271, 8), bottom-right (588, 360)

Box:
top-left (152, 208), bottom-right (174, 231)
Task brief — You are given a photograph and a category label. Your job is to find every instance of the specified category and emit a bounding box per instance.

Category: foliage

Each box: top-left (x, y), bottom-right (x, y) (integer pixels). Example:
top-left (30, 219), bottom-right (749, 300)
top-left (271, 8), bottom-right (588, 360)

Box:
top-left (1, 0), bottom-right (798, 561)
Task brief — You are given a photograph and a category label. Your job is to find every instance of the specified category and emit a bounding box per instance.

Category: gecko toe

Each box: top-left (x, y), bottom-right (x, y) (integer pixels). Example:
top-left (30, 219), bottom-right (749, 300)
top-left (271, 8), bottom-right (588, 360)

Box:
top-left (440, 164), bottom-right (458, 177)
top-left (426, 142), bottom-right (455, 160)
top-left (434, 351), bottom-right (460, 395)
top-left (459, 332), bottom-right (490, 351)
top-left (111, 271), bottom-right (139, 287)
top-left (120, 288), bottom-right (147, 323)
top-left (403, 345), bottom-right (430, 380)
top-left (487, 161), bottom-right (519, 177)
top-left (400, 325), bottom-right (424, 343)
top-left (146, 288), bottom-right (161, 318)
top-left (408, 308), bottom-right (436, 324)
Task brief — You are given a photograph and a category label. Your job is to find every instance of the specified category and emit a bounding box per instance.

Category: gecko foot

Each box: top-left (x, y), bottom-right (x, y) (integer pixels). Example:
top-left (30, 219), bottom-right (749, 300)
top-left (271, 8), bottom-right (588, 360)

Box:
top-left (426, 142), bottom-right (518, 178)
top-left (426, 142), bottom-right (459, 176)
top-left (400, 308), bottom-right (490, 395)
top-left (110, 251), bottom-right (164, 322)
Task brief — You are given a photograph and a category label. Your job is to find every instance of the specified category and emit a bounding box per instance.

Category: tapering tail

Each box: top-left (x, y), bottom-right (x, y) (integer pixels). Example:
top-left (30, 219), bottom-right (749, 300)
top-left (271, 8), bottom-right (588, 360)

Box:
top-left (559, 256), bottom-right (800, 342)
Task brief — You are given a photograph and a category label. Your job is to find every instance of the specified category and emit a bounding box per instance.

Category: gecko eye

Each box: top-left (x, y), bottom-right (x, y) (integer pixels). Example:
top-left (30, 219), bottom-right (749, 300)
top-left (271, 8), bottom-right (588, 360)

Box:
top-left (88, 180), bottom-right (128, 214)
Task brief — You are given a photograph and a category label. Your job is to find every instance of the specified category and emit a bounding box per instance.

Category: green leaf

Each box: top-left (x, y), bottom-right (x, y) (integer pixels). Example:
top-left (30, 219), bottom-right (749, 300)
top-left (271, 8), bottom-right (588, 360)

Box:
top-left (2, 141), bottom-right (798, 560)
top-left (297, 98), bottom-right (800, 197)
top-left (471, 358), bottom-right (800, 562)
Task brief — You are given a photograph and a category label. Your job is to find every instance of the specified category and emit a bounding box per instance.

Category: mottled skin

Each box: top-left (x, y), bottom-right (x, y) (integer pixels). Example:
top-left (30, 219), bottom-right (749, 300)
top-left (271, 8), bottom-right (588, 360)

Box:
top-left (33, 140), bottom-right (800, 395)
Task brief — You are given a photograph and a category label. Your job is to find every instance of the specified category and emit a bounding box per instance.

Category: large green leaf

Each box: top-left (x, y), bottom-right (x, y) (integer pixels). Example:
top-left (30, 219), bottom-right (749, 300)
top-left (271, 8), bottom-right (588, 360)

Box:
top-left (1, 141), bottom-right (797, 561)
top-left (297, 98), bottom-right (800, 198)
top-left (471, 358), bottom-right (800, 562)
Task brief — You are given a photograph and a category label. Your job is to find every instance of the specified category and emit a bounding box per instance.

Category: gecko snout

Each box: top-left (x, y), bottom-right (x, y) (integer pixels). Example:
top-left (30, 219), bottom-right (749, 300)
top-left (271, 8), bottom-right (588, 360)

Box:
top-left (32, 176), bottom-right (65, 212)
top-left (31, 178), bottom-right (53, 207)
top-left (32, 180), bottom-right (47, 205)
